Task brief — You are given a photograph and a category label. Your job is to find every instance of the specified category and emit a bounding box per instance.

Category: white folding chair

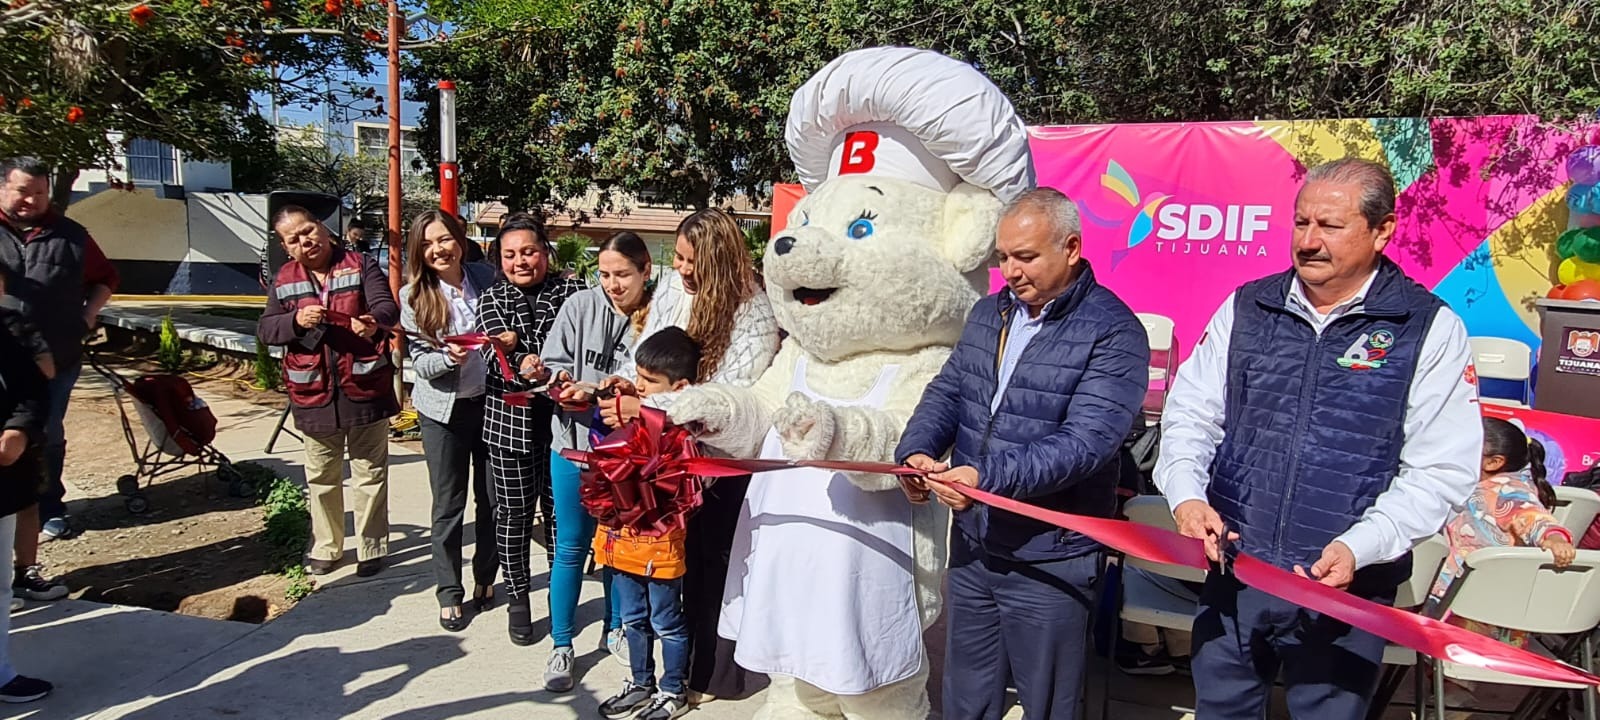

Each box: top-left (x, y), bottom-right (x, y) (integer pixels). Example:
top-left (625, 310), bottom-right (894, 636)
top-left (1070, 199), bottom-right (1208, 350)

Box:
top-left (1429, 547), bottom-right (1600, 720)
top-left (1554, 486), bottom-right (1600, 541)
top-left (1101, 496), bottom-right (1206, 719)
top-left (1137, 313), bottom-right (1178, 422)
top-left (1368, 535), bottom-right (1452, 720)
top-left (1470, 336), bottom-right (1534, 406)
top-left (1120, 496), bottom-right (1206, 632)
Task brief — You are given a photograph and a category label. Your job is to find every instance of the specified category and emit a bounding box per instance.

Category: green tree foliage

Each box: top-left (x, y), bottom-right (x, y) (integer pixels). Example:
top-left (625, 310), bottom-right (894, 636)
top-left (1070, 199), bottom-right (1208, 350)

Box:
top-left (0, 0), bottom-right (391, 205)
top-left (553, 231), bottom-right (597, 283)
top-left (408, 0), bottom-right (1598, 214)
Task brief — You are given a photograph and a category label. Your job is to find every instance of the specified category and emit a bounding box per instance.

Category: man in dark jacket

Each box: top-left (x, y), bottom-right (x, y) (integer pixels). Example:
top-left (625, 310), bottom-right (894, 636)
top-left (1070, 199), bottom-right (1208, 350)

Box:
top-left (0, 314), bottom-right (53, 702)
top-left (897, 188), bottom-right (1150, 720)
top-left (258, 205), bottom-right (399, 578)
top-left (0, 156), bottom-right (119, 542)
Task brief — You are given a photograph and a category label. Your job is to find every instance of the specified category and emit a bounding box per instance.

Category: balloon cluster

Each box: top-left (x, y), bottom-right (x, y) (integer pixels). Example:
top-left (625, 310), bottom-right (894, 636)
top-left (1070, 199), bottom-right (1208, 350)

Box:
top-left (1553, 145), bottom-right (1600, 301)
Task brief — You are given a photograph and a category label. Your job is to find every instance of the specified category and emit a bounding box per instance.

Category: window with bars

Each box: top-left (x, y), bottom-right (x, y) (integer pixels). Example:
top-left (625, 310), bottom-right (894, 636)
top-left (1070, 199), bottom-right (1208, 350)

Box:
top-left (125, 138), bottom-right (179, 184)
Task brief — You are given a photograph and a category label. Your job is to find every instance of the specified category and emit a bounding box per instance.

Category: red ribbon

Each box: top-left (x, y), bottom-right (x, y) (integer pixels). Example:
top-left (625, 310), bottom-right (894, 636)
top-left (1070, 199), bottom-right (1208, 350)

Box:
top-left (440, 332), bottom-right (532, 404)
top-left (566, 417), bottom-right (1600, 688)
top-left (559, 407), bottom-right (703, 536)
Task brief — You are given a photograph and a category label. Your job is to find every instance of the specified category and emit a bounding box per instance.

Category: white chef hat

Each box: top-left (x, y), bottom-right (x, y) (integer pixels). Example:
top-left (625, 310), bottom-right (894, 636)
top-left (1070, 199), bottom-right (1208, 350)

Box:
top-left (785, 46), bottom-right (1037, 203)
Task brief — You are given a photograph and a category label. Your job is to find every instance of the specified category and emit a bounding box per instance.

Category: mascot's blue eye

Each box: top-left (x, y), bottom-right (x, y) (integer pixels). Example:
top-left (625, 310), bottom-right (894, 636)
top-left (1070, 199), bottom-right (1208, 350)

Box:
top-left (847, 218), bottom-right (875, 239)
top-left (801, 213), bottom-right (810, 226)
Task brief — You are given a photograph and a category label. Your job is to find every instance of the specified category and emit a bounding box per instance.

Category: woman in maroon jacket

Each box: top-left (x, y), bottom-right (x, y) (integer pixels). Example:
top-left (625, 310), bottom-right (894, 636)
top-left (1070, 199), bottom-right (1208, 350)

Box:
top-left (258, 205), bottom-right (399, 578)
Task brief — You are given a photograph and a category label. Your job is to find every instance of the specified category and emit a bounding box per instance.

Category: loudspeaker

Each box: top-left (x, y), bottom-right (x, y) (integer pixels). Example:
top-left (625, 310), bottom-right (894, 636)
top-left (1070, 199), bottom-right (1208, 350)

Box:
top-left (259, 190), bottom-right (343, 288)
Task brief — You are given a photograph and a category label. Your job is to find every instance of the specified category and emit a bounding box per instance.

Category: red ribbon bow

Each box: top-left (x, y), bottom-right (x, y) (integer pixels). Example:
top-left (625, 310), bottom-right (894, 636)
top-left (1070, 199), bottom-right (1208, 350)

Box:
top-left (560, 407), bottom-right (703, 536)
top-left (565, 414), bottom-right (1600, 688)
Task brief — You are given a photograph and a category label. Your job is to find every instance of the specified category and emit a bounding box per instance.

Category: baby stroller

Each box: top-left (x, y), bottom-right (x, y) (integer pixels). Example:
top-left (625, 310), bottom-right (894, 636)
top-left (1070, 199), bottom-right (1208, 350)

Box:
top-left (86, 351), bottom-right (252, 513)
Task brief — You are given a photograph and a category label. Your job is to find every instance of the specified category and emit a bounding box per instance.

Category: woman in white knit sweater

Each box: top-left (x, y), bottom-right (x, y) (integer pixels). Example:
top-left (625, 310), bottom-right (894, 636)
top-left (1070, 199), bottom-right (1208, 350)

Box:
top-left (603, 209), bottom-right (779, 704)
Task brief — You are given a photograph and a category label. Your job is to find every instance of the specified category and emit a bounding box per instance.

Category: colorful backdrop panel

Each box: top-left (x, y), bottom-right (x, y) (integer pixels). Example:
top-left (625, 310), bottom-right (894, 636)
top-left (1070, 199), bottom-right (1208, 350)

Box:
top-left (1025, 116), bottom-right (1578, 359)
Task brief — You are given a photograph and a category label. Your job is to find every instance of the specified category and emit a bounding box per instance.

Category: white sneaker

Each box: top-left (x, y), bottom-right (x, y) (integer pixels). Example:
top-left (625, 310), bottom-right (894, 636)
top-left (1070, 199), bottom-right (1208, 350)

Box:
top-left (606, 627), bottom-right (630, 668)
top-left (8, 597), bottom-right (20, 612)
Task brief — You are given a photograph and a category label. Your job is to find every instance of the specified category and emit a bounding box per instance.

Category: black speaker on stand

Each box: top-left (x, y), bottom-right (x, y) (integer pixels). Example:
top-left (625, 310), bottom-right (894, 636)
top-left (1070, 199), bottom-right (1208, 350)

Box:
top-left (261, 190), bottom-right (342, 453)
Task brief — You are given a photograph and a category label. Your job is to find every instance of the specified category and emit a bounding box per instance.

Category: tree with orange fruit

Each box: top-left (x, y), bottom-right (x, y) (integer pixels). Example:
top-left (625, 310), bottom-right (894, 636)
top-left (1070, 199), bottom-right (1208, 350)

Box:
top-left (0, 0), bottom-right (397, 209)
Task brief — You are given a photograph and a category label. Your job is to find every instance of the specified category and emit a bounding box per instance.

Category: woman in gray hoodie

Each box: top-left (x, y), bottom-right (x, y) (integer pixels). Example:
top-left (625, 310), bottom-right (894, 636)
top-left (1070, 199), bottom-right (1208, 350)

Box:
top-left (535, 231), bottom-right (670, 692)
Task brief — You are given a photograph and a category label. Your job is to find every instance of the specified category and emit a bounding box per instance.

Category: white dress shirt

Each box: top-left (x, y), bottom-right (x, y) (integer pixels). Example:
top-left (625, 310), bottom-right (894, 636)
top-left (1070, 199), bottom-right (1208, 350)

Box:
top-left (443, 275), bottom-right (486, 399)
top-left (1153, 271), bottom-right (1481, 569)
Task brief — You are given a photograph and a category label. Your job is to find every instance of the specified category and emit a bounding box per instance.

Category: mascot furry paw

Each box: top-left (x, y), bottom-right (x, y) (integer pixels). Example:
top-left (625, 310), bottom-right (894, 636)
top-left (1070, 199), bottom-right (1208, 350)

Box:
top-left (669, 46), bottom-right (1035, 718)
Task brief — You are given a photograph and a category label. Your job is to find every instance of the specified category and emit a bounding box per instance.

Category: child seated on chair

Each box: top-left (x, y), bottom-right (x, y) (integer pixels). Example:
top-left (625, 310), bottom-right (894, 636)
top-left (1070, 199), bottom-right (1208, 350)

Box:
top-left (594, 326), bottom-right (701, 720)
top-left (1430, 416), bottom-right (1576, 651)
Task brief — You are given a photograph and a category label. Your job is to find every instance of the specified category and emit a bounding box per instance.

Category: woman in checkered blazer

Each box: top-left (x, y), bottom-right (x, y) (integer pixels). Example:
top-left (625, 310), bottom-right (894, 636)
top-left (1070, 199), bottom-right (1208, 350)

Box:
top-left (476, 214), bottom-right (585, 648)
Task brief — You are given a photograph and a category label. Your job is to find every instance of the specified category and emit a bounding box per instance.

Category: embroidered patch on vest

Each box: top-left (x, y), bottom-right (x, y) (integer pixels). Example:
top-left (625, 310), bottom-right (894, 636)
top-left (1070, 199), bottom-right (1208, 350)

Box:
top-left (1337, 331), bottom-right (1391, 370)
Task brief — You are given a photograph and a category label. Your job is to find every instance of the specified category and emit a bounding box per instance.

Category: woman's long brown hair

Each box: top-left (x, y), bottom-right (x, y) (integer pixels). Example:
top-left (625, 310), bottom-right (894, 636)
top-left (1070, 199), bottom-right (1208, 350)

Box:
top-left (676, 209), bottom-right (755, 381)
top-left (404, 210), bottom-right (469, 344)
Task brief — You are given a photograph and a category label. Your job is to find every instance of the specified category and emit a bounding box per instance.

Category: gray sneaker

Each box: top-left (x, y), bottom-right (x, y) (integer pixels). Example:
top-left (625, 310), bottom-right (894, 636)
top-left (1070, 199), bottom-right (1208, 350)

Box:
top-left (598, 681), bottom-right (655, 718)
top-left (543, 646), bottom-right (575, 692)
top-left (636, 691), bottom-right (689, 720)
top-left (606, 627), bottom-right (630, 667)
top-left (13, 566), bottom-right (68, 601)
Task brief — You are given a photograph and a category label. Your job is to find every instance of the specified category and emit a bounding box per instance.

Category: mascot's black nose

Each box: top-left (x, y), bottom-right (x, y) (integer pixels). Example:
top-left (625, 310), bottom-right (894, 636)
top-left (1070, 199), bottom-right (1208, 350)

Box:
top-left (773, 236), bottom-right (796, 255)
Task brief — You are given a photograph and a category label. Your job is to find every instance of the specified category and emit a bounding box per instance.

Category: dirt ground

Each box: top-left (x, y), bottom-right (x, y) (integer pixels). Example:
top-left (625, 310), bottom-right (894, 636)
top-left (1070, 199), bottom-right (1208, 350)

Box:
top-left (33, 349), bottom-right (298, 624)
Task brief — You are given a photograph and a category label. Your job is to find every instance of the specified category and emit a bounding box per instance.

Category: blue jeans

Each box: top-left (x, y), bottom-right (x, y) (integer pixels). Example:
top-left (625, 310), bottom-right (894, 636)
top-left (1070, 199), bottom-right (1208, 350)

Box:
top-left (38, 362), bottom-right (80, 521)
top-left (549, 452), bottom-right (619, 647)
top-left (613, 570), bottom-right (690, 695)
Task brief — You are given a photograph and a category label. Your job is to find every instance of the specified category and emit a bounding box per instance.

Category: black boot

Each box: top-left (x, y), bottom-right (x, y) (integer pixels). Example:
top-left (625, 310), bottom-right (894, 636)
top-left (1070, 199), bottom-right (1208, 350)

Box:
top-left (508, 596), bottom-right (534, 646)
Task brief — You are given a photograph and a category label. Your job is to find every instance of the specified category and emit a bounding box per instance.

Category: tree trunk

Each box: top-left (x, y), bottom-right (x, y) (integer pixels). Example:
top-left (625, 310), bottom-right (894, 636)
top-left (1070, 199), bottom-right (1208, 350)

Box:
top-left (51, 168), bottom-right (81, 214)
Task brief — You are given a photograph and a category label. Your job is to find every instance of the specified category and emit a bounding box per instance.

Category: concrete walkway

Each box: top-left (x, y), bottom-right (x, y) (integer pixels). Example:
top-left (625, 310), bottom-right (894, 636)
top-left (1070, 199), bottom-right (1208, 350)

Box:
top-left (4, 365), bottom-right (1417, 720)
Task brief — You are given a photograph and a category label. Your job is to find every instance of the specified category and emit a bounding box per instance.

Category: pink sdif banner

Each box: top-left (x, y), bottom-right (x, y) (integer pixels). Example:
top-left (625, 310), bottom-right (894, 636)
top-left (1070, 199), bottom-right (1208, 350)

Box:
top-left (1481, 404), bottom-right (1600, 482)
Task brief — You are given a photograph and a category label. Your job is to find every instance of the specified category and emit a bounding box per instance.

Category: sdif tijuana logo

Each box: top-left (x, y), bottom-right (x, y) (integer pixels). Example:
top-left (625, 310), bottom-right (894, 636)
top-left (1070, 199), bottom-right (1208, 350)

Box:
top-left (1091, 160), bottom-right (1272, 268)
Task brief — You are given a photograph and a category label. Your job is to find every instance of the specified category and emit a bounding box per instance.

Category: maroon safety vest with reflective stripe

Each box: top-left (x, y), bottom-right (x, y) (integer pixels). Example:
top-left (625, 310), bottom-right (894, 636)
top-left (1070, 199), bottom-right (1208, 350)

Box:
top-left (272, 248), bottom-right (392, 408)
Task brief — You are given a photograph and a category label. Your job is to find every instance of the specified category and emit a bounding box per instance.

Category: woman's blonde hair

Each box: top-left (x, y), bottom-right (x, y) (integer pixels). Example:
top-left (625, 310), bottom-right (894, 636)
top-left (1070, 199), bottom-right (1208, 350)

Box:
top-left (676, 209), bottom-right (755, 381)
top-left (404, 210), bottom-right (469, 344)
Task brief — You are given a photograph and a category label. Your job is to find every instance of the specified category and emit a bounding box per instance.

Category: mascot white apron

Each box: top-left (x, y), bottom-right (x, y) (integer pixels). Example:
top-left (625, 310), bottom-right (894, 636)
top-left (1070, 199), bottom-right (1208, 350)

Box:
top-left (719, 356), bottom-right (923, 695)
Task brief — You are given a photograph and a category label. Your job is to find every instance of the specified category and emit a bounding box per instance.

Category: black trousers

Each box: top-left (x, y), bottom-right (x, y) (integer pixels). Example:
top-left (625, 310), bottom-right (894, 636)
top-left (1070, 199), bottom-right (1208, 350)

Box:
top-left (684, 474), bottom-right (764, 698)
top-left (419, 397), bottom-right (499, 607)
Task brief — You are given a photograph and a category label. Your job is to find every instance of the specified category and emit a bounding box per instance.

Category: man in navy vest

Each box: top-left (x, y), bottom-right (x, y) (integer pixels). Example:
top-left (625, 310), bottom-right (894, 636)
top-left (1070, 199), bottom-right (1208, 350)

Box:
top-left (1155, 158), bottom-right (1480, 719)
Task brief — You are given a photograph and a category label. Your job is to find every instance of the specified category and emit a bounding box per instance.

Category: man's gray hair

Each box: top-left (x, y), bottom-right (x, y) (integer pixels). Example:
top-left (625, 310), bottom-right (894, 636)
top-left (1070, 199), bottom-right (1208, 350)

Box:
top-left (998, 187), bottom-right (1082, 247)
top-left (1302, 158), bottom-right (1396, 229)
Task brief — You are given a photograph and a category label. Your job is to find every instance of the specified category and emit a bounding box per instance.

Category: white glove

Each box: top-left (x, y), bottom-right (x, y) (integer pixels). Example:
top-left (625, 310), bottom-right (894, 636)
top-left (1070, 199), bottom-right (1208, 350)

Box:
top-left (773, 391), bottom-right (837, 461)
top-left (666, 386), bottom-right (737, 437)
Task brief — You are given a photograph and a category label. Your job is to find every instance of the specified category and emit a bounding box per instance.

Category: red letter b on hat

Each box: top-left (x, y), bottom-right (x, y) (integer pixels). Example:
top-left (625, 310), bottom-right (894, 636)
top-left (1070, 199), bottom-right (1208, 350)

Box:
top-left (838, 131), bottom-right (879, 175)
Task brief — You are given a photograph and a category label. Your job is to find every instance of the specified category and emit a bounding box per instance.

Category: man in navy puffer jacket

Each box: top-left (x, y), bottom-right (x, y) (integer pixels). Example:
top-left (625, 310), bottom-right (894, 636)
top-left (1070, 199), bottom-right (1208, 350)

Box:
top-left (897, 188), bottom-right (1149, 720)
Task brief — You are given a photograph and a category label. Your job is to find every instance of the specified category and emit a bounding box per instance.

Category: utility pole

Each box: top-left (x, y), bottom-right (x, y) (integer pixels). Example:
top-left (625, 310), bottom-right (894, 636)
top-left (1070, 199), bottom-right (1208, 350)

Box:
top-left (438, 80), bottom-right (458, 216)
top-left (386, 0), bottom-right (406, 403)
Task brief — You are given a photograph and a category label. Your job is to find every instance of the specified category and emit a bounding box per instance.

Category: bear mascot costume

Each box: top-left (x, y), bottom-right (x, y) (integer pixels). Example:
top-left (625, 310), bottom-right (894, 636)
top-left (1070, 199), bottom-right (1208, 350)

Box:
top-left (668, 46), bottom-right (1036, 718)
